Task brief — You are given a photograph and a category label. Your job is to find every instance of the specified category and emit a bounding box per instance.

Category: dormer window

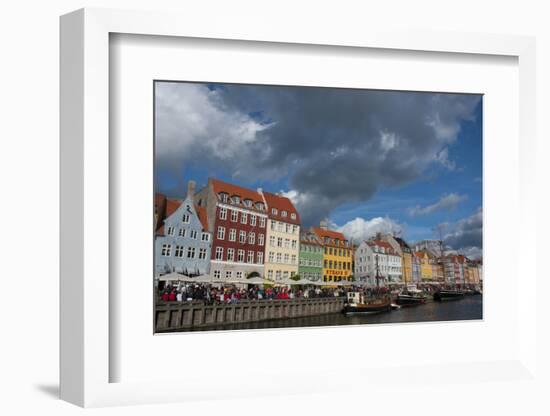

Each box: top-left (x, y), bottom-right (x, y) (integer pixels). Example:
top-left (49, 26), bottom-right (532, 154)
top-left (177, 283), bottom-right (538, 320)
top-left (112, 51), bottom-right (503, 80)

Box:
top-left (272, 208), bottom-right (278, 215)
top-left (281, 210), bottom-right (287, 217)
top-left (244, 199), bottom-right (252, 208)
top-left (255, 202), bottom-right (264, 211)
top-left (219, 193), bottom-right (228, 203)
top-left (290, 213), bottom-right (296, 220)
top-left (231, 195), bottom-right (240, 204)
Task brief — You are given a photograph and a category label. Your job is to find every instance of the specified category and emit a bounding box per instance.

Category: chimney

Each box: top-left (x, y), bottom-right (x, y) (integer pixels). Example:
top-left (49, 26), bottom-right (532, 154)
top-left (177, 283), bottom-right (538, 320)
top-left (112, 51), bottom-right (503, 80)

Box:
top-left (320, 219), bottom-right (328, 230)
top-left (257, 187), bottom-right (263, 194)
top-left (187, 180), bottom-right (196, 201)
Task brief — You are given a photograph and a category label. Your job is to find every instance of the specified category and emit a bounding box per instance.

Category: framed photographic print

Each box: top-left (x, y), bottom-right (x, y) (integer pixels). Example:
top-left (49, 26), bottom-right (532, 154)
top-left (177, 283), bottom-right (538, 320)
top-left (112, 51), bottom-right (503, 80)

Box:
top-left (60, 7), bottom-right (538, 408)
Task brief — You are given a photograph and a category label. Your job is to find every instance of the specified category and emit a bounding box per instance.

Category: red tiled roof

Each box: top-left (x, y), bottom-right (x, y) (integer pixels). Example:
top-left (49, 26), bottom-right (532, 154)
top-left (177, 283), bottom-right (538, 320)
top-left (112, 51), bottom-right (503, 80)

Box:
top-left (154, 196), bottom-right (208, 236)
top-left (210, 178), bottom-right (264, 209)
top-left (262, 191), bottom-right (301, 225)
top-left (196, 205), bottom-right (209, 230)
top-left (311, 227), bottom-right (348, 247)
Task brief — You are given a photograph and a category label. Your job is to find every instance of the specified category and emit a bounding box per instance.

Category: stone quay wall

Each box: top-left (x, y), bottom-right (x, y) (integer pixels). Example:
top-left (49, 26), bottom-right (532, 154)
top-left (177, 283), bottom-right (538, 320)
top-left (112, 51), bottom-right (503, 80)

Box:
top-left (155, 297), bottom-right (345, 331)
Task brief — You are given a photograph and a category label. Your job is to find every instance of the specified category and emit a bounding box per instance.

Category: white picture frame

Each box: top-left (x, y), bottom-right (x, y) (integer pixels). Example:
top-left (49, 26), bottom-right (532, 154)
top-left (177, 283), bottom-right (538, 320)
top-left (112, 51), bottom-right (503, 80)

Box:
top-left (60, 7), bottom-right (538, 408)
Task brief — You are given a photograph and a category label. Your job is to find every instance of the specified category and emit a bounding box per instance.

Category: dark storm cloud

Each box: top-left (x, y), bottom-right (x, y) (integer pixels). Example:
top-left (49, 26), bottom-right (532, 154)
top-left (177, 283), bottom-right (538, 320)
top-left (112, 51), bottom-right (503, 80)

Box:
top-left (155, 82), bottom-right (480, 226)
top-left (443, 207), bottom-right (483, 251)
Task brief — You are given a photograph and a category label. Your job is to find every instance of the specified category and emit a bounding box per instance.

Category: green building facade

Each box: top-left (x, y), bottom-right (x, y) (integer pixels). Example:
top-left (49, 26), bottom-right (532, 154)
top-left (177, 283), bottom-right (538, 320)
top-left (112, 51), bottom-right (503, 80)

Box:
top-left (298, 234), bottom-right (324, 281)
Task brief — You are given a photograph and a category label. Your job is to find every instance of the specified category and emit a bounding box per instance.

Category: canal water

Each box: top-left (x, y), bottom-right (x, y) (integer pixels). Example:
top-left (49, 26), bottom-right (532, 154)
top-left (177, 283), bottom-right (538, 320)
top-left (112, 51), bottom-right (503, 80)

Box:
top-left (189, 294), bottom-right (483, 332)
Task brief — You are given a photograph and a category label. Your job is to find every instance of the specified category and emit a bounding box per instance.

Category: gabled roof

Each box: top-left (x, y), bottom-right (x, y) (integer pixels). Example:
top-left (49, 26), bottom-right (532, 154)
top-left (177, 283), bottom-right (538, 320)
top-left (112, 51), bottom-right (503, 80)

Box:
top-left (154, 194), bottom-right (209, 236)
top-left (262, 191), bottom-right (301, 225)
top-left (210, 178), bottom-right (265, 211)
top-left (311, 227), bottom-right (348, 247)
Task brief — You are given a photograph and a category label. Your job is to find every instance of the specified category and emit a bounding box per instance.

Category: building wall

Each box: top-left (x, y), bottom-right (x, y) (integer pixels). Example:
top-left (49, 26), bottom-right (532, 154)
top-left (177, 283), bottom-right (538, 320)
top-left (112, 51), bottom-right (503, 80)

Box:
top-left (208, 196), bottom-right (267, 280)
top-left (418, 252), bottom-right (433, 281)
top-left (323, 244), bottom-right (353, 282)
top-left (298, 241), bottom-right (323, 281)
top-left (264, 219), bottom-right (300, 281)
top-left (402, 252), bottom-right (413, 283)
top-left (155, 196), bottom-right (212, 275)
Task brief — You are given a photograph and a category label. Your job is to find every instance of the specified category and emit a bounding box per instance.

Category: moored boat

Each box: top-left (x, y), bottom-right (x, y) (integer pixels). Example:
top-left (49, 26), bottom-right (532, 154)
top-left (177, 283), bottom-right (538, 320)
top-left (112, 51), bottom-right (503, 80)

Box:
top-left (343, 292), bottom-right (392, 315)
top-left (433, 289), bottom-right (464, 301)
top-left (396, 284), bottom-right (427, 306)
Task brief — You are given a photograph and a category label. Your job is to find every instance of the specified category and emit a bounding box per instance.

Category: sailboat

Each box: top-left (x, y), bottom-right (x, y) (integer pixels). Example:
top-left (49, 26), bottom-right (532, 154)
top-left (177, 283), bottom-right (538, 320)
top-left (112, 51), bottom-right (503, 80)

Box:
top-left (342, 255), bottom-right (391, 315)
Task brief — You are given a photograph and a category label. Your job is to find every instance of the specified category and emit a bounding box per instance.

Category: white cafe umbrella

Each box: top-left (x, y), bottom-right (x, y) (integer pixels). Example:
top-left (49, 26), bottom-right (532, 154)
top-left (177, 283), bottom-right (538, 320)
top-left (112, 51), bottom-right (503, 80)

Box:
top-left (246, 277), bottom-right (274, 285)
top-left (158, 272), bottom-right (194, 282)
top-left (189, 274), bottom-right (214, 284)
top-left (293, 278), bottom-right (316, 285)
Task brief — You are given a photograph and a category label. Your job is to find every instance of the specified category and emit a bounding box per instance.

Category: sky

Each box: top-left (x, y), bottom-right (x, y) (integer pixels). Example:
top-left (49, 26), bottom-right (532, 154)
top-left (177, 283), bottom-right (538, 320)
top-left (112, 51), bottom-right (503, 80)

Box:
top-left (155, 81), bottom-right (483, 259)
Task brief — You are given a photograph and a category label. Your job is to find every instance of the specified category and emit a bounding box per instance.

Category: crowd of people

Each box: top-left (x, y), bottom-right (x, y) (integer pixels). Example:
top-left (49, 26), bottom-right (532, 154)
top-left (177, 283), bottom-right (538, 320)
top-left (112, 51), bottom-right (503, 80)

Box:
top-left (158, 283), bottom-right (349, 304)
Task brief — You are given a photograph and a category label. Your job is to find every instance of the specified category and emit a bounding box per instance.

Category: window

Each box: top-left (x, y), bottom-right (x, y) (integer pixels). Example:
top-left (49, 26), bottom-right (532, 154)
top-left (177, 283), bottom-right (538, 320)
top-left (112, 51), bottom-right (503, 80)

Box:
top-left (244, 199), bottom-right (252, 207)
top-left (271, 221), bottom-right (276, 231)
top-left (161, 244), bottom-right (171, 256)
top-left (278, 223), bottom-right (284, 232)
top-left (255, 202), bottom-right (264, 211)
top-left (201, 233), bottom-right (209, 242)
top-left (231, 195), bottom-right (240, 204)
top-left (250, 215), bottom-right (257, 226)
top-left (187, 247), bottom-right (196, 258)
top-left (167, 226), bottom-right (175, 236)
top-left (173, 245), bottom-right (183, 257)
top-left (219, 207), bottom-right (227, 220)
top-left (247, 251), bottom-right (254, 263)
top-left (292, 225), bottom-right (297, 234)
top-left (190, 230), bottom-right (198, 239)
top-left (225, 271), bottom-right (232, 279)
top-left (270, 236), bottom-right (276, 246)
top-left (291, 240), bottom-right (297, 249)
top-left (269, 251), bottom-right (275, 262)
top-left (217, 226), bottom-right (225, 240)
top-left (277, 237), bottom-right (283, 247)
top-left (257, 252), bottom-right (263, 264)
top-left (238, 249), bottom-right (245, 262)
top-left (182, 214), bottom-right (190, 223)
top-left (198, 248), bottom-right (207, 259)
top-left (227, 248), bottom-right (235, 262)
top-left (236, 271), bottom-right (243, 279)
top-left (215, 247), bottom-right (223, 260)
top-left (284, 253), bottom-right (289, 264)
top-left (228, 228), bottom-right (237, 241)
top-left (284, 239), bottom-right (290, 248)
top-left (275, 270), bottom-right (282, 280)
top-left (276, 253), bottom-right (282, 263)
top-left (281, 210), bottom-right (287, 217)
top-left (271, 208), bottom-right (278, 215)
top-left (291, 254), bottom-right (297, 265)
top-left (219, 193), bottom-right (228, 203)
top-left (178, 228), bottom-right (185, 237)
top-left (239, 230), bottom-right (246, 243)
top-left (241, 212), bottom-right (248, 224)
top-left (258, 234), bottom-right (264, 246)
top-left (259, 217), bottom-right (266, 227)
top-left (283, 271), bottom-right (289, 279)
top-left (268, 270), bottom-right (273, 280)
top-left (231, 210), bottom-right (238, 222)
top-left (248, 232), bottom-right (255, 245)
top-left (285, 224), bottom-right (291, 233)
top-left (291, 213), bottom-right (296, 220)
top-left (214, 270), bottom-right (221, 279)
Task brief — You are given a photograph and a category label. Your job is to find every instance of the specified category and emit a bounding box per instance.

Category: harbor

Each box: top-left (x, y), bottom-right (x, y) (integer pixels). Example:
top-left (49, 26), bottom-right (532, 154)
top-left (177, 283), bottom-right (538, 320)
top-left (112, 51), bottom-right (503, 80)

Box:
top-left (155, 283), bottom-right (482, 332)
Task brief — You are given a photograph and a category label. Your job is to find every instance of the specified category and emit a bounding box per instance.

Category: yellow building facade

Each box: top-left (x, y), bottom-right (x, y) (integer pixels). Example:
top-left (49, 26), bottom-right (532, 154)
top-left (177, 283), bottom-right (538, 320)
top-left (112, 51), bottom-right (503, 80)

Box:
top-left (416, 251), bottom-right (433, 281)
top-left (312, 226), bottom-right (353, 282)
top-left (402, 252), bottom-right (413, 283)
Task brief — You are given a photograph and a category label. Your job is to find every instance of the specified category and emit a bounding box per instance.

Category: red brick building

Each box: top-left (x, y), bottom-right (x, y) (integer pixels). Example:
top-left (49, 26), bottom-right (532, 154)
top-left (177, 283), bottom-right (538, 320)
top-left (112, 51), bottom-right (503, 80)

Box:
top-left (195, 178), bottom-right (268, 282)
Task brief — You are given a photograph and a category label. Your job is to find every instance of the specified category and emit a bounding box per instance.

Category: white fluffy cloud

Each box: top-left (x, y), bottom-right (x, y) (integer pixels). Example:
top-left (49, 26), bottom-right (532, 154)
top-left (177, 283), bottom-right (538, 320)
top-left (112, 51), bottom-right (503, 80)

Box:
top-left (335, 217), bottom-right (403, 243)
top-left (408, 193), bottom-right (467, 216)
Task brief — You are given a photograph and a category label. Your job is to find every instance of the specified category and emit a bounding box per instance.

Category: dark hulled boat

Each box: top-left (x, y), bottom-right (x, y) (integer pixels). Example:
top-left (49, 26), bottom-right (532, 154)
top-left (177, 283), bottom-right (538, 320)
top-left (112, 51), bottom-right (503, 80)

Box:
top-left (433, 289), bottom-right (464, 301)
top-left (395, 284), bottom-right (426, 306)
top-left (343, 292), bottom-right (392, 314)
